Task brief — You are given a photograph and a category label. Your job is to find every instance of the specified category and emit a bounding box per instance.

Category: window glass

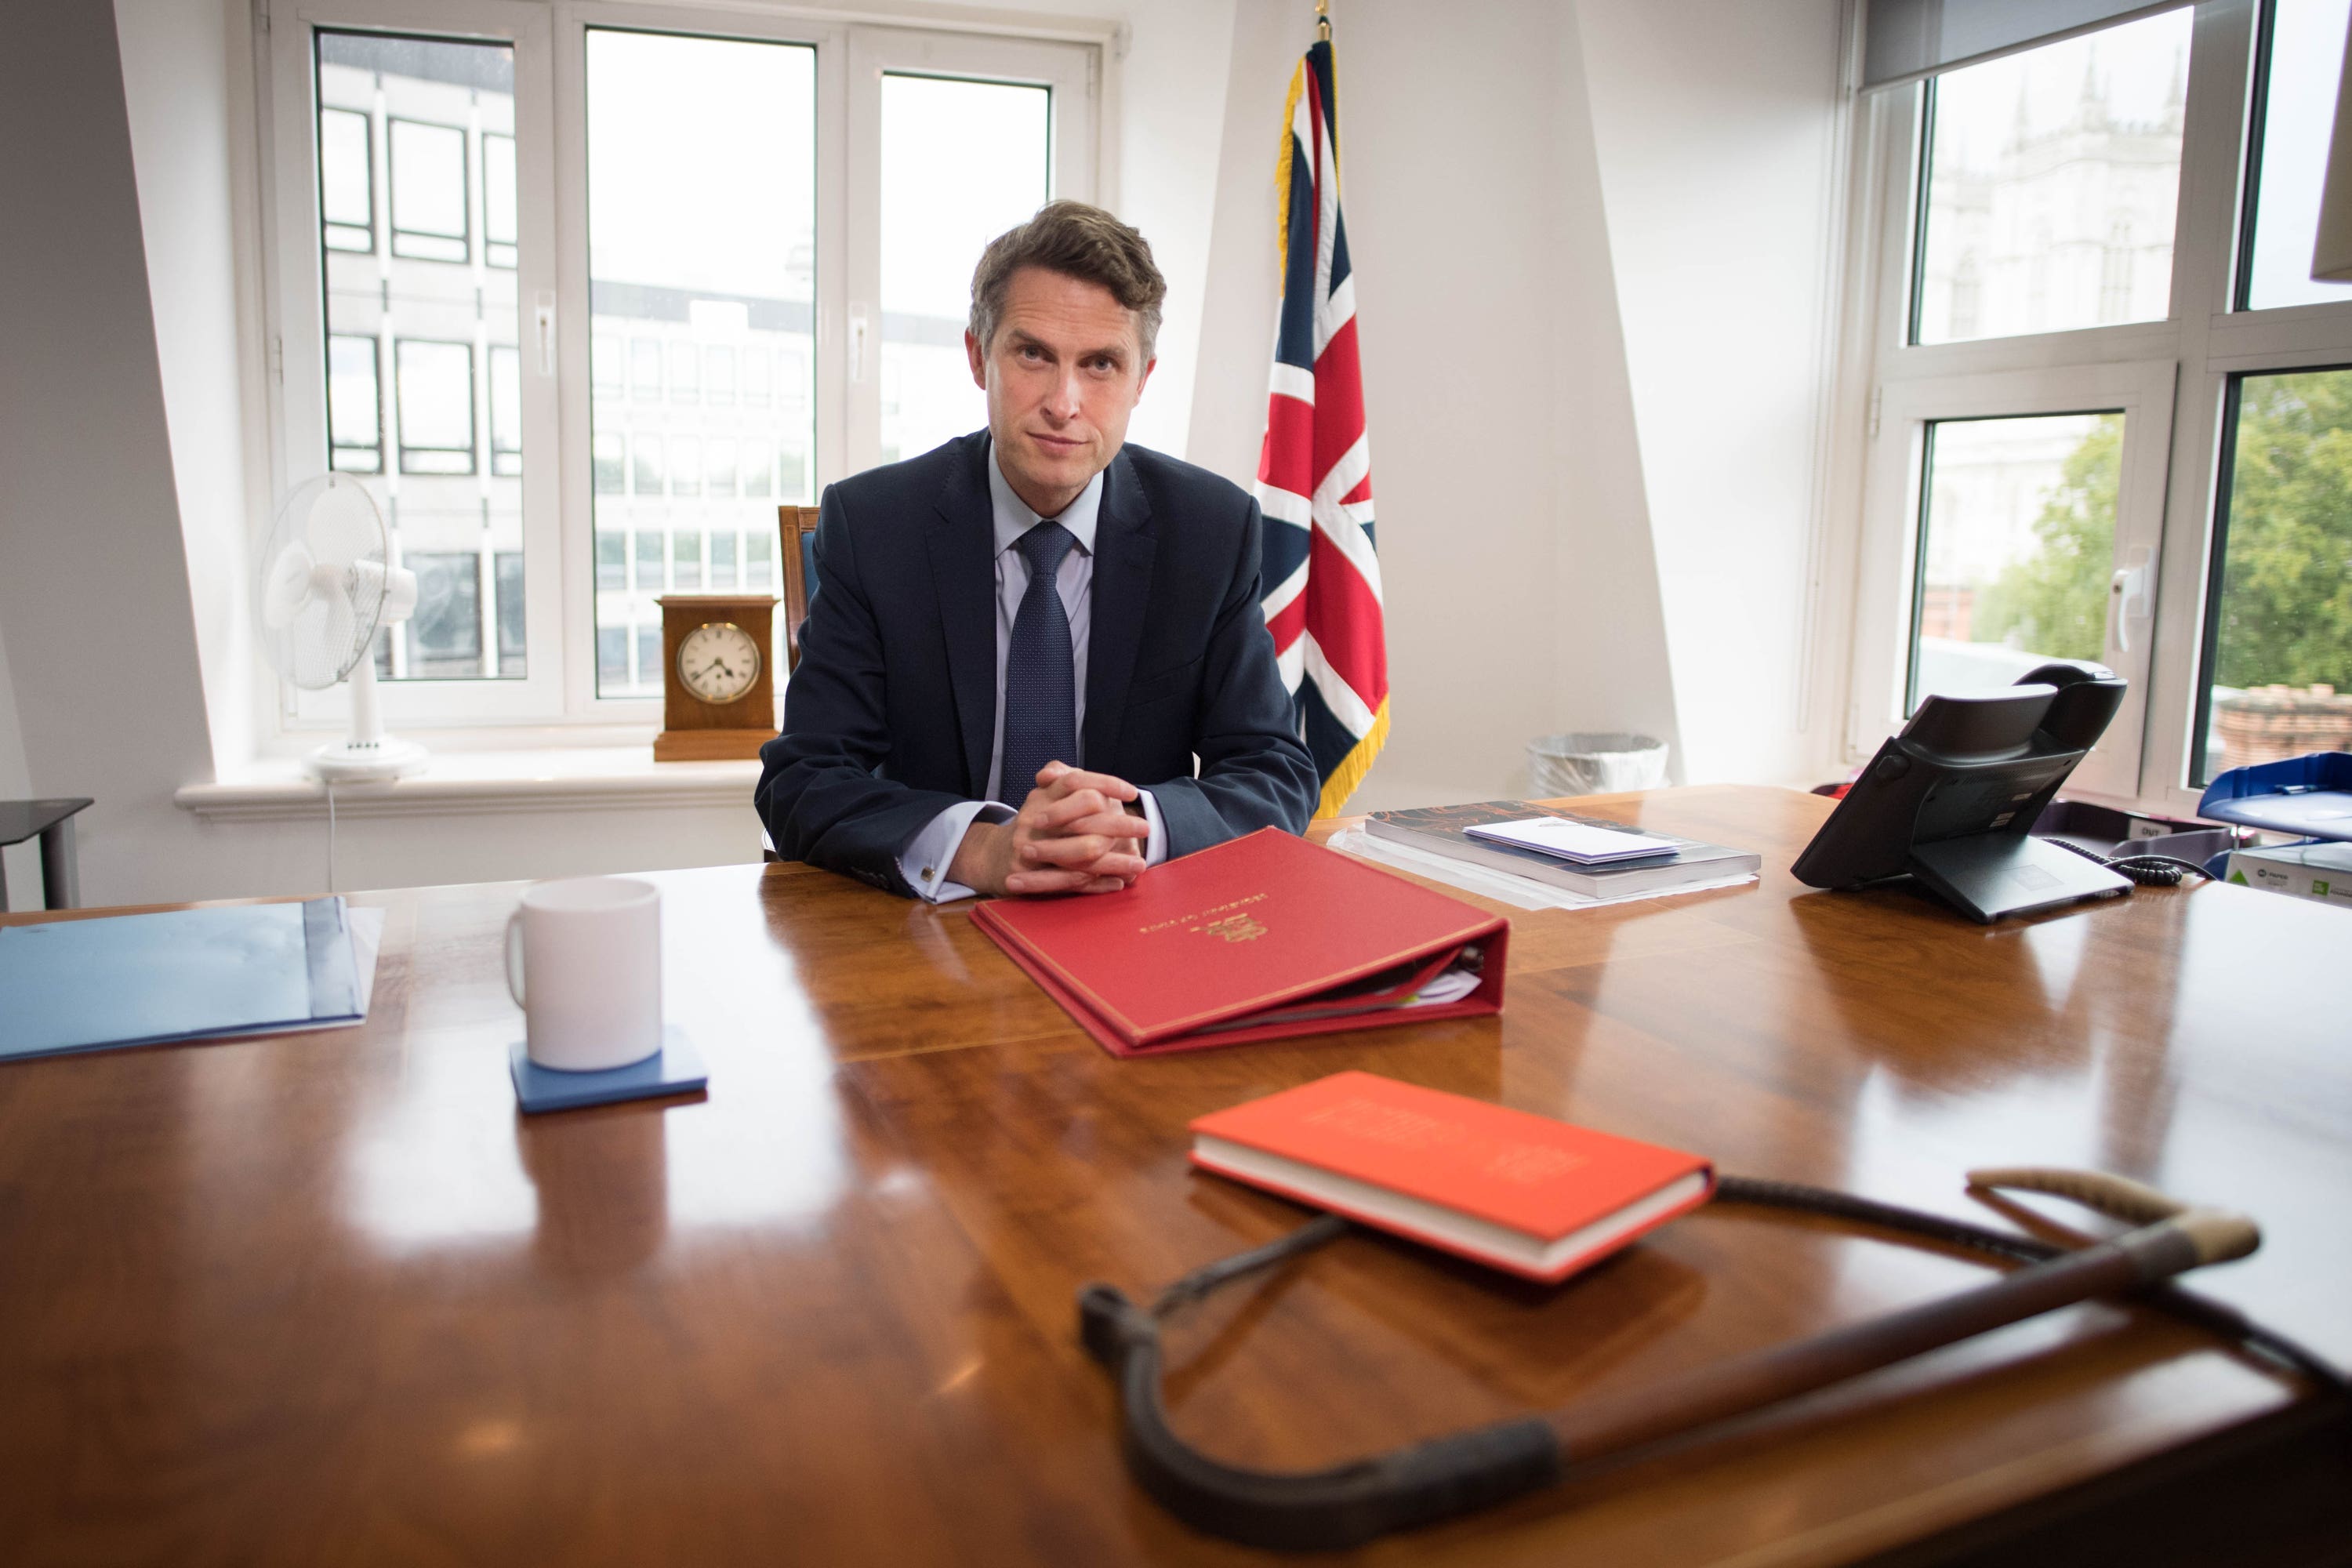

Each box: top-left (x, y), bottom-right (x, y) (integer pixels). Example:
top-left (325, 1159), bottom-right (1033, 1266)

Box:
top-left (742, 437), bottom-right (773, 499)
top-left (2195, 368), bottom-right (2352, 780)
top-left (488, 344), bottom-right (522, 477)
top-left (597, 626), bottom-right (629, 688)
top-left (495, 551), bottom-right (525, 675)
top-left (593, 332), bottom-right (622, 397)
top-left (320, 107), bottom-right (374, 251)
top-left (327, 334), bottom-right (382, 472)
top-left (746, 530), bottom-right (774, 591)
top-left (596, 529), bottom-right (626, 590)
top-left (634, 624), bottom-right (660, 687)
top-left (675, 528), bottom-right (704, 590)
top-left (593, 430), bottom-right (624, 495)
top-left (880, 74), bottom-right (1049, 463)
top-left (394, 339), bottom-right (476, 473)
top-left (483, 129), bottom-right (517, 269)
top-left (402, 552), bottom-right (484, 675)
top-left (315, 31), bottom-right (521, 681)
top-left (586, 27), bottom-right (815, 696)
top-left (2241, 0), bottom-right (2352, 310)
top-left (711, 529), bottom-right (739, 588)
top-left (1913, 10), bottom-right (2191, 344)
top-left (389, 118), bottom-right (468, 262)
top-left (1910, 412), bottom-right (2123, 710)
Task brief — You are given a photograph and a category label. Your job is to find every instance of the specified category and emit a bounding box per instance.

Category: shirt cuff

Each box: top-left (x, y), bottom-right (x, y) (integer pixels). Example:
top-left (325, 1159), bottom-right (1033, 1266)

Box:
top-left (1137, 788), bottom-right (1168, 866)
top-left (899, 800), bottom-right (1016, 904)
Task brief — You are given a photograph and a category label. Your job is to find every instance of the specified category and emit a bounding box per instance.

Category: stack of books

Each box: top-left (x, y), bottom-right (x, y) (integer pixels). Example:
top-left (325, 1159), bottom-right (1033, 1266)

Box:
top-left (1365, 800), bottom-right (1759, 900)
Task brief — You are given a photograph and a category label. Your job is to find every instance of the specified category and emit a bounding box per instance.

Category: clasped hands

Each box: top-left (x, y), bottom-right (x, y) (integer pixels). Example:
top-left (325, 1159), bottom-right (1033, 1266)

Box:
top-left (948, 760), bottom-right (1150, 898)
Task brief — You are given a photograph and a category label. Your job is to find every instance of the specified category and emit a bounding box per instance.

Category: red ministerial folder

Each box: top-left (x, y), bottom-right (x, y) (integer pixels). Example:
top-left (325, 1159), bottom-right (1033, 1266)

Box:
top-left (970, 828), bottom-right (1508, 1058)
top-left (1190, 1072), bottom-right (1715, 1283)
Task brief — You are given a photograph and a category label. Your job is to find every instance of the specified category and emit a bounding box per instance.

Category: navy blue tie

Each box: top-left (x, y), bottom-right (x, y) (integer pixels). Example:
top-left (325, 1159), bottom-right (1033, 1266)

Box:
top-left (1000, 521), bottom-right (1079, 801)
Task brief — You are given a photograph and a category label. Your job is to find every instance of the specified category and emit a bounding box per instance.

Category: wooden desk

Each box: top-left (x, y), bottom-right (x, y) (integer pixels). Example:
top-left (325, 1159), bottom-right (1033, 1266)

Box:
top-left (1, 786), bottom-right (2344, 1566)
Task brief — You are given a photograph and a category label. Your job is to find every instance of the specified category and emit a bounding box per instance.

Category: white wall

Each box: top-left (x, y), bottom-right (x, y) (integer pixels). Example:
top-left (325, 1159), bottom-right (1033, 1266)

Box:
top-left (116, 0), bottom-right (264, 779)
top-left (1578, 0), bottom-right (1848, 787)
top-left (0, 615), bottom-right (38, 906)
top-left (1190, 0), bottom-right (1689, 811)
top-left (1191, 0), bottom-right (1846, 810)
top-left (0, 2), bottom-right (225, 907)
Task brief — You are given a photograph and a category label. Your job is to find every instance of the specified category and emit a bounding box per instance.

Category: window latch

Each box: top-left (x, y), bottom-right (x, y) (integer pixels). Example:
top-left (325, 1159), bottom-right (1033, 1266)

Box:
top-left (534, 291), bottom-right (557, 376)
top-left (2107, 545), bottom-right (2154, 655)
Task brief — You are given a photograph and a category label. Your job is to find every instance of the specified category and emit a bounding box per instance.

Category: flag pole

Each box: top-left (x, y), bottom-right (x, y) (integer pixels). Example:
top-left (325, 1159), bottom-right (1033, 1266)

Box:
top-left (1316, 0), bottom-right (1330, 42)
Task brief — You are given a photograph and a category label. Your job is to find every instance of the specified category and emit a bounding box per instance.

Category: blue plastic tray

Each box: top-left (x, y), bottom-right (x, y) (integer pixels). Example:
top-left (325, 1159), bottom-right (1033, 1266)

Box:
top-left (2196, 753), bottom-right (2352, 841)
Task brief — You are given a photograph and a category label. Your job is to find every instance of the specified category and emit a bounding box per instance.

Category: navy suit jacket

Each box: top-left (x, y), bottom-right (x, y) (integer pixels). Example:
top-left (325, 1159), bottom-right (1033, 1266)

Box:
top-left (755, 433), bottom-right (1319, 895)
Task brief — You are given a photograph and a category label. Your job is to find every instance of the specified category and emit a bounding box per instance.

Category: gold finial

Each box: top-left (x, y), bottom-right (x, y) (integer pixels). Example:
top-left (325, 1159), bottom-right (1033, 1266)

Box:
top-left (1316, 0), bottom-right (1331, 42)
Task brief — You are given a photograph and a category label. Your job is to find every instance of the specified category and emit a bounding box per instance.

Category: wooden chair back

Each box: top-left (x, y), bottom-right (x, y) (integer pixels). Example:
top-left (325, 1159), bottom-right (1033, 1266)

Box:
top-left (777, 505), bottom-right (822, 671)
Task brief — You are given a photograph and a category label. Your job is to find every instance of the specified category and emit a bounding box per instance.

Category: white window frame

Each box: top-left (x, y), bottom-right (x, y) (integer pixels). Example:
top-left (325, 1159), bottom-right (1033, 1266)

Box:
top-left (255, 0), bottom-right (1103, 739)
top-left (1838, 0), bottom-right (2352, 816)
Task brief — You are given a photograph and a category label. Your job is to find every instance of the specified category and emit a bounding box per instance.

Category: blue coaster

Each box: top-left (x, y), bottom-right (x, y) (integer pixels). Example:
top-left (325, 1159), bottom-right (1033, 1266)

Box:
top-left (509, 1025), bottom-right (706, 1114)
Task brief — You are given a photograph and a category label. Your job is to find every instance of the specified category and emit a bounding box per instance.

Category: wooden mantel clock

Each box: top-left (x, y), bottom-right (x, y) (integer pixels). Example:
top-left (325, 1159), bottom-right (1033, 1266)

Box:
top-left (653, 593), bottom-right (779, 761)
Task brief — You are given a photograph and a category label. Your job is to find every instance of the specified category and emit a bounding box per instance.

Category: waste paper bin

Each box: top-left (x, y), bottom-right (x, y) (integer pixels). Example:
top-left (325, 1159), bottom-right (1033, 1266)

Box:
top-left (1527, 733), bottom-right (1669, 796)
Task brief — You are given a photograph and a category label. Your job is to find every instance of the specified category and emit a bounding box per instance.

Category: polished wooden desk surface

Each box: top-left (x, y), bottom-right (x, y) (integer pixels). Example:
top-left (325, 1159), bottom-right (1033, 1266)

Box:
top-left (2, 786), bottom-right (2345, 1566)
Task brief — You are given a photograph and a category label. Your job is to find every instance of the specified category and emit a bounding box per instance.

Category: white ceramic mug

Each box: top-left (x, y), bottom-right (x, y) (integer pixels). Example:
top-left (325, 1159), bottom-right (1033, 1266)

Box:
top-left (505, 877), bottom-right (663, 1072)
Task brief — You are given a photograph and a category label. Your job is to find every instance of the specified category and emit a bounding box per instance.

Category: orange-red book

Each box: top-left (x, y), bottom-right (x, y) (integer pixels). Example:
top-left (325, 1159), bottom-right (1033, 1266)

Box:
top-left (1190, 1072), bottom-right (1715, 1282)
top-left (970, 828), bottom-right (1507, 1058)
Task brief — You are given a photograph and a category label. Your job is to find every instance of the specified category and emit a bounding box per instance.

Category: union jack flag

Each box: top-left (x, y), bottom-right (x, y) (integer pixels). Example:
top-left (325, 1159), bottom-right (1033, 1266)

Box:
top-left (1258, 35), bottom-right (1386, 818)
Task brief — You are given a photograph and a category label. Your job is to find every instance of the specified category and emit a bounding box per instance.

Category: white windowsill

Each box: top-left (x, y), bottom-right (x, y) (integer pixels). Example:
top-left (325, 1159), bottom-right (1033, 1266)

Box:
top-left (176, 746), bottom-right (763, 822)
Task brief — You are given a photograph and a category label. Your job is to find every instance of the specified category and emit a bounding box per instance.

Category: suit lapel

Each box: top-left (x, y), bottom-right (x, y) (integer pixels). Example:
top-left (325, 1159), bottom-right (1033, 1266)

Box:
top-left (927, 437), bottom-right (998, 800)
top-left (1084, 450), bottom-right (1156, 769)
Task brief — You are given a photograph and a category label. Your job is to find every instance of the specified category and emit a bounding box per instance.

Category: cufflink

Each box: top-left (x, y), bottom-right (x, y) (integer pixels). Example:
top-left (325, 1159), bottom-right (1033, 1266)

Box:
top-left (921, 867), bottom-right (935, 881)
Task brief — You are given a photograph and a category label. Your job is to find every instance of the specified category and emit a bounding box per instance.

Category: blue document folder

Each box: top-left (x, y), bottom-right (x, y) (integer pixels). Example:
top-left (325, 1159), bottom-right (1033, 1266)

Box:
top-left (0, 898), bottom-right (362, 1062)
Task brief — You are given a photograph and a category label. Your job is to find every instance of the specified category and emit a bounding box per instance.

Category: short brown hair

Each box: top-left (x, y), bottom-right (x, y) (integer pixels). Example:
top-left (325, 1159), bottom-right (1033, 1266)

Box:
top-left (968, 200), bottom-right (1166, 363)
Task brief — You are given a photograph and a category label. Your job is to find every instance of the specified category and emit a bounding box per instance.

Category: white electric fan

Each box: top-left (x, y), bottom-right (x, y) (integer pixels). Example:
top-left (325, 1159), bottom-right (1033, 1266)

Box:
top-left (256, 473), bottom-right (429, 782)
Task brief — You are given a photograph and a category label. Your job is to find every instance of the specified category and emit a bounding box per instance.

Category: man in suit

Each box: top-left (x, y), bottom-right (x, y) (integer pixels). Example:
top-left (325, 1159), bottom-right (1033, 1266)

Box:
top-left (756, 201), bottom-right (1318, 900)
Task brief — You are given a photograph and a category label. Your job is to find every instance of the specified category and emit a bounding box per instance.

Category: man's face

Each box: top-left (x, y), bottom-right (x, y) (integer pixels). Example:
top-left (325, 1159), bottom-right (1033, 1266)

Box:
top-left (967, 265), bottom-right (1155, 518)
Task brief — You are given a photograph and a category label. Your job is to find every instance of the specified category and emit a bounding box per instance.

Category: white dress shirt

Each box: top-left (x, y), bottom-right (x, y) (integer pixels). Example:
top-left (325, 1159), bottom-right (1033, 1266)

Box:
top-left (897, 442), bottom-right (1168, 902)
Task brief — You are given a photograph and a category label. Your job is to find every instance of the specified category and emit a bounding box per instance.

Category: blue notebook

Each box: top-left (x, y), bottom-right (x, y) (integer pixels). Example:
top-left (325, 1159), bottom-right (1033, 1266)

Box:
top-left (0, 898), bottom-right (362, 1062)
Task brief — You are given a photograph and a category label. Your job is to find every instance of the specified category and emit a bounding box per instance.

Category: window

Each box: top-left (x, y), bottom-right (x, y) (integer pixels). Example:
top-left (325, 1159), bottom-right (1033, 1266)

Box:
top-left (483, 130), bottom-right (518, 269)
top-left (488, 344), bottom-right (522, 477)
top-left (326, 333), bottom-right (382, 472)
top-left (2194, 367), bottom-right (2352, 777)
top-left (1911, 413), bottom-right (2125, 709)
top-left (319, 107), bottom-right (374, 252)
top-left (583, 26), bottom-right (815, 695)
top-left (264, 2), bottom-right (1098, 728)
top-left (1848, 0), bottom-right (2352, 814)
top-left (402, 552), bottom-right (485, 674)
top-left (388, 117), bottom-right (470, 262)
top-left (2239, 0), bottom-right (2352, 308)
top-left (878, 74), bottom-right (1050, 462)
top-left (394, 339), bottom-right (476, 474)
top-left (1912, 9), bottom-right (2190, 345)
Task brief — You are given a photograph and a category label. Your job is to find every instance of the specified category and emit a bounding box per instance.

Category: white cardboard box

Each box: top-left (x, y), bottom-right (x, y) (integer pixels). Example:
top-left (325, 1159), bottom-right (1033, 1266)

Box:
top-left (2225, 840), bottom-right (2352, 913)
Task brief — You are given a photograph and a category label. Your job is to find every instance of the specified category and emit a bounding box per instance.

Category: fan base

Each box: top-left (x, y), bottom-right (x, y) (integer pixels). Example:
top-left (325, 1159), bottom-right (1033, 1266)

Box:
top-left (306, 738), bottom-right (428, 783)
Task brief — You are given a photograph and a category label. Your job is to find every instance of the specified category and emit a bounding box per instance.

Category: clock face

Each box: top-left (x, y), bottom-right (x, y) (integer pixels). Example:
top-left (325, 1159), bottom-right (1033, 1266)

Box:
top-left (676, 621), bottom-right (762, 705)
